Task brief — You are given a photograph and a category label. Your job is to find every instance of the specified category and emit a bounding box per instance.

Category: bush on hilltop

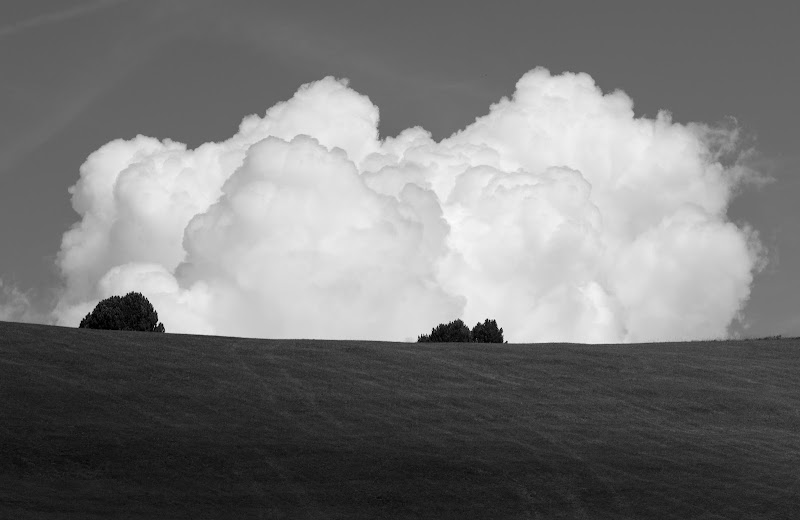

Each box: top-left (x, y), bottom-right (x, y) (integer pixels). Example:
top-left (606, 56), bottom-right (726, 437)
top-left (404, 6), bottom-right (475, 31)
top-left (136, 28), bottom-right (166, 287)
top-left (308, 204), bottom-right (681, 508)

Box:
top-left (79, 292), bottom-right (165, 332)
top-left (418, 318), bottom-right (504, 343)
top-left (471, 318), bottom-right (504, 343)
top-left (417, 318), bottom-right (472, 343)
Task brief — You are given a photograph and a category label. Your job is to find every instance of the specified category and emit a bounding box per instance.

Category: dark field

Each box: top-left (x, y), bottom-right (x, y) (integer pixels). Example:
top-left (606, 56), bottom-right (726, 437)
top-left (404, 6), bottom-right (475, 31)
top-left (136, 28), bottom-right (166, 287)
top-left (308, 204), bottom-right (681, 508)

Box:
top-left (1, 321), bottom-right (799, 519)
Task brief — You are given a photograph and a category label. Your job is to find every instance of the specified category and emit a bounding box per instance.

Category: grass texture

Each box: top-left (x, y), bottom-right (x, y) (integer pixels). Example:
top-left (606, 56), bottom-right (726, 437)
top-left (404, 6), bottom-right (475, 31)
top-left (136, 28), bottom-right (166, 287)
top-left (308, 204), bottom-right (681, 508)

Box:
top-left (2, 321), bottom-right (799, 518)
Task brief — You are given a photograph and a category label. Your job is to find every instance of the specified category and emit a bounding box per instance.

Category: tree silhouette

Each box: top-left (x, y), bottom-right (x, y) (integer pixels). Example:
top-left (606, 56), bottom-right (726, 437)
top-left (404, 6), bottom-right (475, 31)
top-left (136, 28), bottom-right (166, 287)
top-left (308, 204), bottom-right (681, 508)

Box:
top-left (79, 292), bottom-right (165, 332)
top-left (417, 319), bottom-right (472, 342)
top-left (471, 318), bottom-right (504, 343)
top-left (418, 318), bottom-right (504, 343)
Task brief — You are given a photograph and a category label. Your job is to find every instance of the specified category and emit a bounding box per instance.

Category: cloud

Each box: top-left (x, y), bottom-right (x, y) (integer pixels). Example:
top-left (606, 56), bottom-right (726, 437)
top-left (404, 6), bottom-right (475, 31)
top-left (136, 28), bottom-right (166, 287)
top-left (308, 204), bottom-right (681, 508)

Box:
top-left (0, 0), bottom-right (127, 39)
top-left (54, 69), bottom-right (763, 342)
top-left (0, 279), bottom-right (42, 324)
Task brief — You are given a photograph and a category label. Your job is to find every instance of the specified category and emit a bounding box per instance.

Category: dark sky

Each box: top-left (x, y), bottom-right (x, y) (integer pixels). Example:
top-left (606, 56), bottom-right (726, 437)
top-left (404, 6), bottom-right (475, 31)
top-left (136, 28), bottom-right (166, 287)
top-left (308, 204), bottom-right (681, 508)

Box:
top-left (1, 0), bottom-right (798, 336)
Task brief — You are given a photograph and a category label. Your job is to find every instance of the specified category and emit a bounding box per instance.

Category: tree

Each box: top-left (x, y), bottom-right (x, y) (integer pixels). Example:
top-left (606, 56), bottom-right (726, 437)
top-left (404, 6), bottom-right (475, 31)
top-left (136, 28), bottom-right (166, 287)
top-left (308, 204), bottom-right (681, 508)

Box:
top-left (417, 319), bottom-right (472, 343)
top-left (79, 292), bottom-right (165, 332)
top-left (471, 318), bottom-right (504, 343)
top-left (417, 317), bottom-right (505, 343)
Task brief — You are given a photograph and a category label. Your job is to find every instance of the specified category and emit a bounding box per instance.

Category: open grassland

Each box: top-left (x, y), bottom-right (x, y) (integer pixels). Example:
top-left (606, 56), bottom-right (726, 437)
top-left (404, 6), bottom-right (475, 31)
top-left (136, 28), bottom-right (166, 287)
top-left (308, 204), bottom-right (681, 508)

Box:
top-left (1, 321), bottom-right (799, 519)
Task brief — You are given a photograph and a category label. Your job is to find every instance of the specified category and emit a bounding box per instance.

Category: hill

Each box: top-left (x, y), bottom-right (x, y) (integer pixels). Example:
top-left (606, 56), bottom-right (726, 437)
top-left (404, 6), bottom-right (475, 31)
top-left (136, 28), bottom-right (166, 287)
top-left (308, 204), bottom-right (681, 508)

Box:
top-left (1, 321), bottom-right (799, 518)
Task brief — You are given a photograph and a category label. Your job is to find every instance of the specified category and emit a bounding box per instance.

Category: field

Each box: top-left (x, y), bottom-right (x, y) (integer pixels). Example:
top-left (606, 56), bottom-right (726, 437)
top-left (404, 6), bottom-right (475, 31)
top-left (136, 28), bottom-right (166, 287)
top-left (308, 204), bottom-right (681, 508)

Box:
top-left (2, 321), bottom-right (799, 518)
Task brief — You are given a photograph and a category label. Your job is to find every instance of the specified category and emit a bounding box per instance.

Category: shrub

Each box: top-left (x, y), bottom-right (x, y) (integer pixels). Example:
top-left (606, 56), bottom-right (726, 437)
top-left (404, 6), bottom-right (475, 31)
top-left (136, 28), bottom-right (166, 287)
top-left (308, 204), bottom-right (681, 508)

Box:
top-left (418, 317), bottom-right (505, 343)
top-left (471, 318), bottom-right (504, 343)
top-left (79, 292), bottom-right (165, 332)
top-left (417, 318), bottom-right (472, 343)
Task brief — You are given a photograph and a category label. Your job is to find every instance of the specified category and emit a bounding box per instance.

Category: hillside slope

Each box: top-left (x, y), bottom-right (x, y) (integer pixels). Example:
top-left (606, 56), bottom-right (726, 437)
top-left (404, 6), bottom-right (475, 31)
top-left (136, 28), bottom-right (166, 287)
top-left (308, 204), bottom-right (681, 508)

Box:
top-left (2, 321), bottom-right (799, 519)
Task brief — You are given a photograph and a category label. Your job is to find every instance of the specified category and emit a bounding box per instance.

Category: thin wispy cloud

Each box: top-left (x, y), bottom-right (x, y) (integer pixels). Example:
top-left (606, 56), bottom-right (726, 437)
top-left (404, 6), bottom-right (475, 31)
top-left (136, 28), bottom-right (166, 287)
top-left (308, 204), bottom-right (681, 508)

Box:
top-left (207, 5), bottom-right (495, 117)
top-left (0, 1), bottom-right (174, 174)
top-left (0, 0), bottom-right (127, 39)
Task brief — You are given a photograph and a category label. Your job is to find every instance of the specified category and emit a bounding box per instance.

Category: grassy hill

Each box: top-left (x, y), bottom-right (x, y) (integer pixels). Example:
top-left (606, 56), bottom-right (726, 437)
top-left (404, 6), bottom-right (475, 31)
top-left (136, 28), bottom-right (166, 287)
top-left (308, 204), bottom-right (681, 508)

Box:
top-left (2, 321), bottom-right (799, 519)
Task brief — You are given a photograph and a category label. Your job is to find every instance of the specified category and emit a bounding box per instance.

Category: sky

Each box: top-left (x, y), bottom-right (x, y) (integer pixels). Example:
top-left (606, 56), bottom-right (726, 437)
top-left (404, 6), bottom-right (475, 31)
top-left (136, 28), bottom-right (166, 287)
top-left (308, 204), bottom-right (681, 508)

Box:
top-left (1, 0), bottom-right (799, 341)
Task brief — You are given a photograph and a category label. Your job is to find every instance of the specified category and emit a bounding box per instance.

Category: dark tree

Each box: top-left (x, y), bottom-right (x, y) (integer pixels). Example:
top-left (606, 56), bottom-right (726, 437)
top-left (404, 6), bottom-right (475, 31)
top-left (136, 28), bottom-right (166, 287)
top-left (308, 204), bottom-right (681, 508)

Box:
top-left (417, 319), bottom-right (472, 343)
top-left (471, 318), bottom-right (504, 343)
top-left (79, 292), bottom-right (165, 332)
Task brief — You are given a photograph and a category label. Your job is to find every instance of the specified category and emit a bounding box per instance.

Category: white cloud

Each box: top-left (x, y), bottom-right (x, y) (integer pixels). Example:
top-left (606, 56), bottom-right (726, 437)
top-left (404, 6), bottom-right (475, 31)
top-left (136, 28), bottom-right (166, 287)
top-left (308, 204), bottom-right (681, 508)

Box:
top-left (0, 279), bottom-right (41, 324)
top-left (54, 69), bottom-right (764, 342)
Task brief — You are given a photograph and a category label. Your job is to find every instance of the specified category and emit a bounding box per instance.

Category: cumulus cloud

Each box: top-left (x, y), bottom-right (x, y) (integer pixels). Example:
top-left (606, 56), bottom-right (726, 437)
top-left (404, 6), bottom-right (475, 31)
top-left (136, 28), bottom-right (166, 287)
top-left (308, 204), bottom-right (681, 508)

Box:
top-left (54, 69), bottom-right (763, 342)
top-left (0, 279), bottom-right (42, 324)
